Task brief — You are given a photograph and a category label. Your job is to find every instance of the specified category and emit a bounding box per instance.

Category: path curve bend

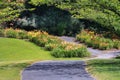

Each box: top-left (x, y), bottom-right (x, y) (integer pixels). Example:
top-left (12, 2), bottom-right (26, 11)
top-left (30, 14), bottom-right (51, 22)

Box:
top-left (22, 60), bottom-right (95, 80)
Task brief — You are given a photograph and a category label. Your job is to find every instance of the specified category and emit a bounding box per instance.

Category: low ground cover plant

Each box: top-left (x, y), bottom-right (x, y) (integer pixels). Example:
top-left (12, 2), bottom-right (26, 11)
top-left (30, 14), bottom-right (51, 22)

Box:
top-left (0, 28), bottom-right (90, 58)
top-left (76, 30), bottom-right (120, 50)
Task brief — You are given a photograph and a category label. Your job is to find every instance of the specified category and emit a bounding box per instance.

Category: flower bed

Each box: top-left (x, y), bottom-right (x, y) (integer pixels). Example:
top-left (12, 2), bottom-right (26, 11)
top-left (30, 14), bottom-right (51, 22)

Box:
top-left (0, 28), bottom-right (90, 58)
top-left (76, 30), bottom-right (120, 50)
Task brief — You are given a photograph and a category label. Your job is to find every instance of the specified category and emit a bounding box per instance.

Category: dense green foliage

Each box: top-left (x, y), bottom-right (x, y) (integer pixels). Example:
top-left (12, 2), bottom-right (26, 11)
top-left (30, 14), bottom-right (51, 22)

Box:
top-left (29, 0), bottom-right (120, 35)
top-left (0, 0), bottom-right (25, 27)
top-left (0, 0), bottom-right (120, 36)
top-left (87, 59), bottom-right (120, 80)
top-left (16, 5), bottom-right (83, 36)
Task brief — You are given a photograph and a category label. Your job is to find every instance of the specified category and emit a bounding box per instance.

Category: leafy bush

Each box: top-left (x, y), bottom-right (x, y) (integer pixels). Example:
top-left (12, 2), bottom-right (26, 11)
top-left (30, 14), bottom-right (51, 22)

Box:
top-left (17, 30), bottom-right (28, 39)
top-left (5, 28), bottom-right (18, 38)
top-left (45, 43), bottom-right (58, 51)
top-left (76, 30), bottom-right (120, 50)
top-left (27, 30), bottom-right (90, 58)
top-left (28, 31), bottom-right (51, 47)
top-left (51, 42), bottom-right (90, 58)
top-left (51, 46), bottom-right (90, 58)
top-left (51, 48), bottom-right (65, 58)
top-left (113, 40), bottom-right (120, 49)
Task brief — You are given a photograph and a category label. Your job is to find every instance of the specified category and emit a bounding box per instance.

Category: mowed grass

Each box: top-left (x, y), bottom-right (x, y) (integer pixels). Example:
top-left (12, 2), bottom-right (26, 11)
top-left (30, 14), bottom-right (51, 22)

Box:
top-left (0, 62), bottom-right (30, 80)
top-left (0, 38), bottom-right (82, 80)
top-left (0, 38), bottom-right (54, 61)
top-left (87, 59), bottom-right (120, 80)
top-left (0, 38), bottom-right (54, 80)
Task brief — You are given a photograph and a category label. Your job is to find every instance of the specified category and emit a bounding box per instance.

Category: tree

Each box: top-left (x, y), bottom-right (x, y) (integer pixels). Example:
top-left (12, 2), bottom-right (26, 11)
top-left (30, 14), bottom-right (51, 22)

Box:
top-left (29, 0), bottom-right (120, 35)
top-left (0, 0), bottom-right (25, 27)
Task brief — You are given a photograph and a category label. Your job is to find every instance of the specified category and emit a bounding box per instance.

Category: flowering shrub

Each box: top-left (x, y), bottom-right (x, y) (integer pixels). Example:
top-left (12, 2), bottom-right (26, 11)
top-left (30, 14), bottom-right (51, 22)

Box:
top-left (76, 30), bottom-right (120, 50)
top-left (51, 42), bottom-right (90, 57)
top-left (51, 46), bottom-right (90, 58)
top-left (27, 30), bottom-right (90, 57)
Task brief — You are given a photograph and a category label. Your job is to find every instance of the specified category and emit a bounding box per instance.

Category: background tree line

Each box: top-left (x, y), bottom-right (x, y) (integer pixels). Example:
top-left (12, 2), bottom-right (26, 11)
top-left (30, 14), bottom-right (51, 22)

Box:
top-left (0, 0), bottom-right (120, 36)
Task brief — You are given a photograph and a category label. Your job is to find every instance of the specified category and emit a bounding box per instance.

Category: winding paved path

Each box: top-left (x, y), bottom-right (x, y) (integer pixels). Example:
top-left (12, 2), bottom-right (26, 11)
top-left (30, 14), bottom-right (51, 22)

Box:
top-left (22, 36), bottom-right (120, 80)
top-left (22, 61), bottom-right (95, 80)
top-left (59, 36), bottom-right (120, 59)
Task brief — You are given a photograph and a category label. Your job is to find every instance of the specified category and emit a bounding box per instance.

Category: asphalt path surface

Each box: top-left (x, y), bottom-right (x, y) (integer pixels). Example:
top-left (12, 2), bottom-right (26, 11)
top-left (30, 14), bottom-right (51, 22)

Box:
top-left (59, 36), bottom-right (120, 59)
top-left (22, 61), bottom-right (95, 80)
top-left (22, 36), bottom-right (120, 80)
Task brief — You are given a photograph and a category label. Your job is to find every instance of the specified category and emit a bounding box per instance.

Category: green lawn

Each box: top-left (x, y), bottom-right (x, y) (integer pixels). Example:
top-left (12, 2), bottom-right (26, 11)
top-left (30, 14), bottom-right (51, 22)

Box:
top-left (0, 38), bottom-right (82, 80)
top-left (87, 59), bottom-right (120, 80)
top-left (1, 38), bottom-right (120, 80)
top-left (0, 38), bottom-right (54, 61)
top-left (0, 38), bottom-right (54, 80)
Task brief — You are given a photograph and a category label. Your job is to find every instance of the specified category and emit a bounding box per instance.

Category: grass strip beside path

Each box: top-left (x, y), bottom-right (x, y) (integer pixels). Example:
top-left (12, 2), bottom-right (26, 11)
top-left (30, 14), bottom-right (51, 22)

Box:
top-left (0, 38), bottom-right (82, 80)
top-left (87, 59), bottom-right (120, 80)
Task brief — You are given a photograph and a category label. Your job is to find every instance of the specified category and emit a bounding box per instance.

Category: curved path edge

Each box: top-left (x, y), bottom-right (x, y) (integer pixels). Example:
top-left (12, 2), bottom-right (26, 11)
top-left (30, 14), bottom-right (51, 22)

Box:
top-left (59, 36), bottom-right (120, 59)
top-left (22, 60), bottom-right (95, 80)
top-left (22, 36), bottom-right (120, 80)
